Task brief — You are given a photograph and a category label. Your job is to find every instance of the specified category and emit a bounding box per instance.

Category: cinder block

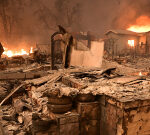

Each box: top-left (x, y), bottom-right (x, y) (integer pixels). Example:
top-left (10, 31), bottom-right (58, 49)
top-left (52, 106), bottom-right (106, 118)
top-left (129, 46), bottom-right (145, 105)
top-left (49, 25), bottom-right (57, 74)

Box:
top-left (99, 95), bottom-right (150, 135)
top-left (80, 120), bottom-right (99, 135)
top-left (56, 112), bottom-right (79, 135)
top-left (59, 123), bottom-right (79, 135)
top-left (77, 101), bottom-right (99, 120)
top-left (32, 112), bottom-right (79, 135)
top-left (34, 125), bottom-right (58, 135)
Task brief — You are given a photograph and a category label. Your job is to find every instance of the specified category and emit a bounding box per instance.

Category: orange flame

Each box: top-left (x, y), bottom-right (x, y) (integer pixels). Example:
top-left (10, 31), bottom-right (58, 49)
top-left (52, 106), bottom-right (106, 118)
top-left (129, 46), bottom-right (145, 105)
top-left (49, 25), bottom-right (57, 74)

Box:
top-left (139, 72), bottom-right (142, 76)
top-left (30, 47), bottom-right (33, 53)
top-left (128, 40), bottom-right (134, 47)
top-left (127, 16), bottom-right (150, 33)
top-left (3, 47), bottom-right (33, 57)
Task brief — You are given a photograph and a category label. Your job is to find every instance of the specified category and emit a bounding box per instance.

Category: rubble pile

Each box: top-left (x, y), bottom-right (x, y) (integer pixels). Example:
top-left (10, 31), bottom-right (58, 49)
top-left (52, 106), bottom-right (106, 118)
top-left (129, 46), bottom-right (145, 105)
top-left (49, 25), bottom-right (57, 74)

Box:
top-left (0, 48), bottom-right (50, 71)
top-left (103, 56), bottom-right (150, 75)
top-left (0, 65), bottom-right (150, 134)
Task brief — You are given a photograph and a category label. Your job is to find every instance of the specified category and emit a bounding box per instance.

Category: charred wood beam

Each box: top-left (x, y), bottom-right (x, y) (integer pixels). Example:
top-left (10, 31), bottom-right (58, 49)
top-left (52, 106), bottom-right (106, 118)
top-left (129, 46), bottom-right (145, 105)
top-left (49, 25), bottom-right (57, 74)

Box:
top-left (0, 71), bottom-right (48, 80)
top-left (0, 84), bottom-right (24, 106)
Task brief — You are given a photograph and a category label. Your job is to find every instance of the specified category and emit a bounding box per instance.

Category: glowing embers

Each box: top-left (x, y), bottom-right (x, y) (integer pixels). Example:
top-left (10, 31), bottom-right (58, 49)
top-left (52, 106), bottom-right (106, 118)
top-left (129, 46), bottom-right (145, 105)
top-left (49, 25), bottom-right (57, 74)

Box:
top-left (128, 40), bottom-right (134, 47)
top-left (127, 16), bottom-right (150, 33)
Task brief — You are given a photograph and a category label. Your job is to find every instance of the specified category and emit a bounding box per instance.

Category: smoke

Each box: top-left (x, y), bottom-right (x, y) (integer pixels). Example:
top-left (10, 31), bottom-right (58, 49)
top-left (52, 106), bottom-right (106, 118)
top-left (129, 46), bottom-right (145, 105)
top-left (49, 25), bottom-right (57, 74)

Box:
top-left (79, 0), bottom-right (150, 35)
top-left (112, 0), bottom-right (150, 29)
top-left (0, 0), bottom-right (150, 48)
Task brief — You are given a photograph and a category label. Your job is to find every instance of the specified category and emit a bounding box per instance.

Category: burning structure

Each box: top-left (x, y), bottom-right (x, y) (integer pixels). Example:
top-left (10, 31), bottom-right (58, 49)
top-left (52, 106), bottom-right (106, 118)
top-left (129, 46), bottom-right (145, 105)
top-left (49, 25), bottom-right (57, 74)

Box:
top-left (1, 1), bottom-right (150, 135)
top-left (0, 26), bottom-right (150, 135)
top-left (105, 29), bottom-right (150, 57)
top-left (105, 30), bottom-right (140, 56)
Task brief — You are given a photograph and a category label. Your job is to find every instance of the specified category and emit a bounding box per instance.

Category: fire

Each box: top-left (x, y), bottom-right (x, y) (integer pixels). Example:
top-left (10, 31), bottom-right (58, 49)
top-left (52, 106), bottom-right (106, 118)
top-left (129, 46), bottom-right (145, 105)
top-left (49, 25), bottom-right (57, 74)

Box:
top-left (128, 40), bottom-right (134, 47)
top-left (139, 72), bottom-right (142, 76)
top-left (3, 47), bottom-right (33, 57)
top-left (30, 47), bottom-right (33, 53)
top-left (127, 16), bottom-right (150, 33)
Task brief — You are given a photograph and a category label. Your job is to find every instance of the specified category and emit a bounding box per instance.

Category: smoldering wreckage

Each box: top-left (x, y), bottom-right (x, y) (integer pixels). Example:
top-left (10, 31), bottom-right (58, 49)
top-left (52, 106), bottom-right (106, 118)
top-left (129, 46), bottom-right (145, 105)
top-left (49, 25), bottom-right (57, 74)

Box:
top-left (0, 26), bottom-right (150, 135)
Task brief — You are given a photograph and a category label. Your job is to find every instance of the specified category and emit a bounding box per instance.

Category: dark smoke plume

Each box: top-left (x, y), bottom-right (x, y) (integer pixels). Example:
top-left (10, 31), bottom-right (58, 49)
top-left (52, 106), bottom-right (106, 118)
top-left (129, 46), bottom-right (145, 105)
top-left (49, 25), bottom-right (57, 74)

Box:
top-left (0, 0), bottom-right (150, 49)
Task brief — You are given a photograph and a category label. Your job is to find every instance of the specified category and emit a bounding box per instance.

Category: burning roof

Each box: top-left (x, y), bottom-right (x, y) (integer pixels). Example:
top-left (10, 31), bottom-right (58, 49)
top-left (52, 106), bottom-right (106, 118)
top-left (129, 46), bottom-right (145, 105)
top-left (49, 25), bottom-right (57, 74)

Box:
top-left (127, 16), bottom-right (150, 33)
top-left (105, 29), bottom-right (140, 36)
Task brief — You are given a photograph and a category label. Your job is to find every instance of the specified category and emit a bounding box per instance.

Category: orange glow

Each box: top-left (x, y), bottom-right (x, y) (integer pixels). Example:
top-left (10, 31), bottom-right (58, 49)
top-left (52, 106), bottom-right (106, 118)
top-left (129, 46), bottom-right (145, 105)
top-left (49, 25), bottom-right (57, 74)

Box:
top-left (128, 40), bottom-right (134, 47)
top-left (127, 16), bottom-right (150, 33)
top-left (3, 48), bottom-right (29, 57)
top-left (139, 72), bottom-right (142, 76)
top-left (2, 46), bottom-right (33, 57)
top-left (30, 47), bottom-right (33, 53)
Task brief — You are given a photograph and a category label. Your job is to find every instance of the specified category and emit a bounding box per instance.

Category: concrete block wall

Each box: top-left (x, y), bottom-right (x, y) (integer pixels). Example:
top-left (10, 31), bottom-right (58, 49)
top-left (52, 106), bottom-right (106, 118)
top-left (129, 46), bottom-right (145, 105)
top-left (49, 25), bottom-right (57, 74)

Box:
top-left (77, 102), bottom-right (100, 135)
top-left (99, 95), bottom-right (150, 135)
top-left (31, 94), bottom-right (150, 135)
top-left (32, 113), bottom-right (79, 135)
